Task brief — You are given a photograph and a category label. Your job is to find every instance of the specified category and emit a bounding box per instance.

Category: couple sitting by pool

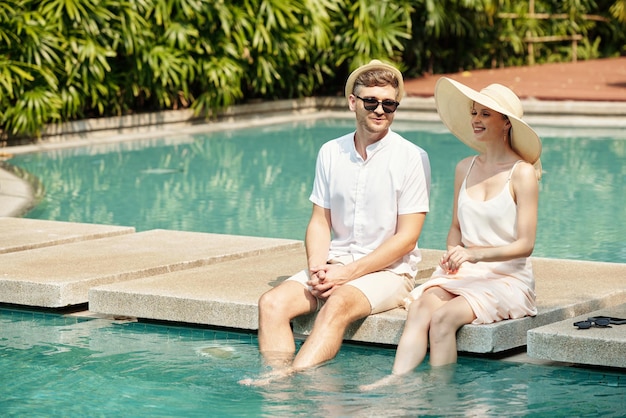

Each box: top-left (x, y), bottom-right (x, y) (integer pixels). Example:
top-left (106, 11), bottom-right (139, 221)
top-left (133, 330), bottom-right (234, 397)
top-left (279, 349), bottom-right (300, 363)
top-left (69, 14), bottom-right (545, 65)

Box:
top-left (240, 59), bottom-right (542, 387)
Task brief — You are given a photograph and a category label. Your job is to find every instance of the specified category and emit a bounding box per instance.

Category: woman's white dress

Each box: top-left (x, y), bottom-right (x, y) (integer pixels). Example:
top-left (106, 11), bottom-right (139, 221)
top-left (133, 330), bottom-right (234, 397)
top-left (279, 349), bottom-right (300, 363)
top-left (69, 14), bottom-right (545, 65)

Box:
top-left (404, 158), bottom-right (537, 324)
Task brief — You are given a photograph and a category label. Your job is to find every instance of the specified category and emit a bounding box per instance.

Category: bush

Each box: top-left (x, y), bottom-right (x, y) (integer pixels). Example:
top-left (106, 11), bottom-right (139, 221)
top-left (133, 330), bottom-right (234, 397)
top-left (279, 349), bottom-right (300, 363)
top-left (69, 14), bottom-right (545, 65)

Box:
top-left (0, 0), bottom-right (623, 144)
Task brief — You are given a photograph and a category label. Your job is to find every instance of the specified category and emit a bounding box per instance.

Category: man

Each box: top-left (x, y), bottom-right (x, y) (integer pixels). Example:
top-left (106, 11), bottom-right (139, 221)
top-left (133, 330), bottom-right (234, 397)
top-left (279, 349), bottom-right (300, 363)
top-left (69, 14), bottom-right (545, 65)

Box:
top-left (252, 59), bottom-right (430, 381)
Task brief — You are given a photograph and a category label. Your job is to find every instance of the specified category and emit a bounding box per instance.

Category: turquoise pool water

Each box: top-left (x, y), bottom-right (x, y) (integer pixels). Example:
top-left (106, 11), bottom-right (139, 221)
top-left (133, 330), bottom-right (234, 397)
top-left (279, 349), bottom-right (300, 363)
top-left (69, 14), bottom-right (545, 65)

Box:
top-left (1, 307), bottom-right (625, 417)
top-left (8, 119), bottom-right (626, 264)
top-left (2, 120), bottom-right (626, 415)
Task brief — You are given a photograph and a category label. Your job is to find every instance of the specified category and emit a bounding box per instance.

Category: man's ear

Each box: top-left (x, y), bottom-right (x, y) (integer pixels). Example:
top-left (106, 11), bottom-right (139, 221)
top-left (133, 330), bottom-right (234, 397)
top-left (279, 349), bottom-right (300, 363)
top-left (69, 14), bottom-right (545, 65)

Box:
top-left (348, 94), bottom-right (357, 112)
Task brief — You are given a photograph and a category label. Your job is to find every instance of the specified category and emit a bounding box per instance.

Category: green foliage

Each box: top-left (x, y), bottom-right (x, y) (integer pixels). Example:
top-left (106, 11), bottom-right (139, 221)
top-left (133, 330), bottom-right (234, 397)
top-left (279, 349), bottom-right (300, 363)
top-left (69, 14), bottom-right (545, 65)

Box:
top-left (0, 0), bottom-right (624, 144)
top-left (404, 0), bottom-right (625, 71)
top-left (610, 0), bottom-right (626, 22)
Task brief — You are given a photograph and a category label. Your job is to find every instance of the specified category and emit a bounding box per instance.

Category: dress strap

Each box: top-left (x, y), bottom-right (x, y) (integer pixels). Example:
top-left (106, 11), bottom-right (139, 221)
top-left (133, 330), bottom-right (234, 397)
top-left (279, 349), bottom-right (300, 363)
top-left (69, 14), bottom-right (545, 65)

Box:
top-left (507, 160), bottom-right (524, 181)
top-left (464, 156), bottom-right (478, 181)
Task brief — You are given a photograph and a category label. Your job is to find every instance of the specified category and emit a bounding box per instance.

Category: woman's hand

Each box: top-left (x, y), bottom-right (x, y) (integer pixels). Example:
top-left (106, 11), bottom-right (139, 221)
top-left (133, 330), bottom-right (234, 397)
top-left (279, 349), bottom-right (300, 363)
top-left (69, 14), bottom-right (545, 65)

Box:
top-left (440, 246), bottom-right (476, 274)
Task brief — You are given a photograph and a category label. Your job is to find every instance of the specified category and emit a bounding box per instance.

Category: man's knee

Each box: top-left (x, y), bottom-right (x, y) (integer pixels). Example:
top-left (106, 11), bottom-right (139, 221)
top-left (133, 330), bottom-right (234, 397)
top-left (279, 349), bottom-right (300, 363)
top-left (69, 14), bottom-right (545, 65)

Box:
top-left (258, 286), bottom-right (287, 318)
top-left (318, 287), bottom-right (370, 324)
top-left (259, 281), bottom-right (316, 321)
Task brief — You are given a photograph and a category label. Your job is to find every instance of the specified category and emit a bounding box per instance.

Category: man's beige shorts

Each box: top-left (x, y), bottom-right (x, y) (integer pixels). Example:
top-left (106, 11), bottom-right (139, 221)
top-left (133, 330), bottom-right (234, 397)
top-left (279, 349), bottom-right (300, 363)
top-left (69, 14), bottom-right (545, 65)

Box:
top-left (286, 255), bottom-right (414, 314)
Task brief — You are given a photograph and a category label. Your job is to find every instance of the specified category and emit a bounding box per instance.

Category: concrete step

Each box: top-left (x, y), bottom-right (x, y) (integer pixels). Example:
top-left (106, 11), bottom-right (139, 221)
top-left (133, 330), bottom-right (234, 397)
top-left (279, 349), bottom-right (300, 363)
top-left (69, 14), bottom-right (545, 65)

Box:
top-left (528, 303), bottom-right (626, 369)
top-left (89, 246), bottom-right (308, 329)
top-left (89, 244), bottom-right (626, 353)
top-left (2, 218), bottom-right (626, 360)
top-left (0, 217), bottom-right (134, 254)
top-left (451, 257), bottom-right (626, 353)
top-left (88, 247), bottom-right (441, 342)
top-left (0, 228), bottom-right (301, 308)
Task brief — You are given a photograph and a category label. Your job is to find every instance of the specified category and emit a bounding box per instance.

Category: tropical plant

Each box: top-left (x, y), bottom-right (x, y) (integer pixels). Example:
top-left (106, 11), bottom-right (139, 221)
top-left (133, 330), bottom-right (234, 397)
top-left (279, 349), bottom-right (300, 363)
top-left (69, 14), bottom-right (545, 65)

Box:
top-left (610, 0), bottom-right (626, 22)
top-left (1, 0), bottom-right (624, 144)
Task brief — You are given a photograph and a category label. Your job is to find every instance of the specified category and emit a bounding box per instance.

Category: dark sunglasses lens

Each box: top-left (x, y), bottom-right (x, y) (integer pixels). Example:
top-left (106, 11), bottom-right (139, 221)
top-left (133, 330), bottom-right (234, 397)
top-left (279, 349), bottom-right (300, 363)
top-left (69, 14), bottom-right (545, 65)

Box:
top-left (381, 100), bottom-right (398, 113)
top-left (595, 318), bottom-right (610, 326)
top-left (574, 320), bottom-right (592, 329)
top-left (360, 97), bottom-right (398, 113)
top-left (361, 98), bottom-right (379, 111)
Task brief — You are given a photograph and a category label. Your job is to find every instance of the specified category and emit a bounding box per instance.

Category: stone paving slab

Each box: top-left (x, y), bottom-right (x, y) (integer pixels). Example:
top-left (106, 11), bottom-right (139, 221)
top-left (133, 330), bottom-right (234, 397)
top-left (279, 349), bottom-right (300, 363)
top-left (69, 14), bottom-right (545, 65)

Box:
top-left (0, 217), bottom-right (135, 254)
top-left (89, 246), bottom-right (308, 329)
top-left (452, 257), bottom-right (626, 353)
top-left (527, 303), bottom-right (626, 369)
top-left (89, 247), bottom-right (441, 340)
top-left (2, 219), bottom-right (625, 357)
top-left (294, 257), bottom-right (626, 352)
top-left (0, 229), bottom-right (301, 308)
top-left (88, 243), bottom-right (626, 354)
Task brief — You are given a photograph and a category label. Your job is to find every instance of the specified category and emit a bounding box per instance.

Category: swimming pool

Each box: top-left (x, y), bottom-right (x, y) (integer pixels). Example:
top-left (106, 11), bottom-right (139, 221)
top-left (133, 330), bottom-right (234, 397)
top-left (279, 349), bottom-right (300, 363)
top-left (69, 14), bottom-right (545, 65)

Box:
top-left (2, 118), bottom-right (626, 415)
top-left (8, 118), bottom-right (626, 264)
top-left (1, 307), bottom-right (625, 417)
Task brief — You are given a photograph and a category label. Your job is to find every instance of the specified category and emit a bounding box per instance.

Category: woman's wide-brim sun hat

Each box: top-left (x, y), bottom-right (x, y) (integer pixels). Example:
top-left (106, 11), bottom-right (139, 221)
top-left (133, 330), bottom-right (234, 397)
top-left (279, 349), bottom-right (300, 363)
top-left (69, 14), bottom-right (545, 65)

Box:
top-left (434, 77), bottom-right (542, 165)
top-left (344, 59), bottom-right (405, 101)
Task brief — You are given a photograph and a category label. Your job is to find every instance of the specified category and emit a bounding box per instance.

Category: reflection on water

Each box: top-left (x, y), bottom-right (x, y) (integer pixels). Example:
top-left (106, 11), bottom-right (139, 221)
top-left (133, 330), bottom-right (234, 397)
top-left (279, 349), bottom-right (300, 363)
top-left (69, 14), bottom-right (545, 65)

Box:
top-left (1, 308), bottom-right (624, 416)
top-left (7, 119), bottom-right (626, 263)
top-left (536, 136), bottom-right (626, 263)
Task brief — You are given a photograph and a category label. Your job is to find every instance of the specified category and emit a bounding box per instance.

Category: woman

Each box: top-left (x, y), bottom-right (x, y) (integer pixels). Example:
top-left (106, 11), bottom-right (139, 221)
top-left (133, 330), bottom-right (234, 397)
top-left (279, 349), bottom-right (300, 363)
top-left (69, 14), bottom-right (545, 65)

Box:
top-left (362, 77), bottom-right (542, 388)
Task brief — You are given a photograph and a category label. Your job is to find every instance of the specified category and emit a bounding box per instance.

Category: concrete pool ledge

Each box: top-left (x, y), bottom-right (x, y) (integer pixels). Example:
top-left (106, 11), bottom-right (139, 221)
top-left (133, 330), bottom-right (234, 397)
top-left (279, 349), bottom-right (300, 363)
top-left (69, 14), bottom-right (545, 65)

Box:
top-left (85, 234), bottom-right (626, 354)
top-left (528, 303), bottom-right (626, 369)
top-left (293, 256), bottom-right (626, 352)
top-left (0, 217), bottom-right (135, 254)
top-left (1, 97), bottom-right (625, 158)
top-left (0, 164), bottom-right (37, 217)
top-left (0, 218), bottom-right (625, 368)
top-left (0, 227), bottom-right (301, 307)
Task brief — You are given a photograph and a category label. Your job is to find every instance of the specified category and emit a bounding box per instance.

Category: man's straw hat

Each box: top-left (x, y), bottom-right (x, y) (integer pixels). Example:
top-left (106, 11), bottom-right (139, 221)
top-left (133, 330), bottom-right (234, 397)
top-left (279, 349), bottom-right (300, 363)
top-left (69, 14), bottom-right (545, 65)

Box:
top-left (344, 59), bottom-right (405, 101)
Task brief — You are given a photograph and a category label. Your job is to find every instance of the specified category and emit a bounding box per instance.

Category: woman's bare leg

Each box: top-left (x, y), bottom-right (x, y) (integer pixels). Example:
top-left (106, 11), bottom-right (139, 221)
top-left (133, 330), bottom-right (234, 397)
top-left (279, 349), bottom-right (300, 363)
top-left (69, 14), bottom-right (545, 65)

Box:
top-left (428, 295), bottom-right (475, 366)
top-left (359, 287), bottom-right (455, 391)
top-left (391, 287), bottom-right (453, 375)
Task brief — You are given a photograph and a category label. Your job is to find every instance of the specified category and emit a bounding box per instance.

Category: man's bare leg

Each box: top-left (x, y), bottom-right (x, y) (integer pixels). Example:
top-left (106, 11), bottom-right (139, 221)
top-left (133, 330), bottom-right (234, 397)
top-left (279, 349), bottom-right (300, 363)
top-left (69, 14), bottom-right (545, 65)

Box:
top-left (240, 281), bottom-right (318, 386)
top-left (291, 286), bottom-right (370, 370)
top-left (257, 281), bottom-right (317, 366)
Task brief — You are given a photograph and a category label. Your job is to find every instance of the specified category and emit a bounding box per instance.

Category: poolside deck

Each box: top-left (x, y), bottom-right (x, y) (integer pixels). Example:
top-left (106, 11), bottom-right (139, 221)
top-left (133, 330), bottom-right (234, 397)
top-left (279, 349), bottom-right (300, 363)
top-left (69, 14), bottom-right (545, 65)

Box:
top-left (1, 216), bottom-right (626, 369)
top-left (1, 57), bottom-right (626, 370)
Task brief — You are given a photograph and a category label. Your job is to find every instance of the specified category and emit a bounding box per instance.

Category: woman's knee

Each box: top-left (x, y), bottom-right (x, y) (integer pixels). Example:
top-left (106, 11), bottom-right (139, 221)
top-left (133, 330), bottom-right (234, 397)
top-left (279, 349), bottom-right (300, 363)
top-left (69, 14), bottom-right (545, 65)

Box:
top-left (429, 310), bottom-right (459, 340)
top-left (406, 300), bottom-right (425, 322)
